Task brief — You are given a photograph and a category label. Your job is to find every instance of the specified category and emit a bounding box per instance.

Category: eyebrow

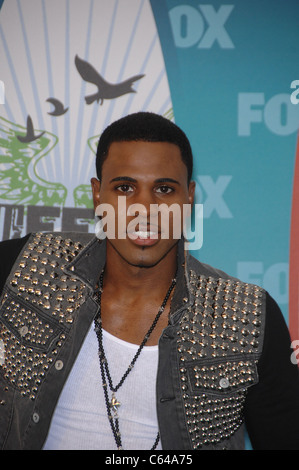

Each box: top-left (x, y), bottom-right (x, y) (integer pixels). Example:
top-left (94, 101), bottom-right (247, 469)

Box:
top-left (110, 176), bottom-right (180, 185)
top-left (155, 178), bottom-right (180, 185)
top-left (110, 176), bottom-right (137, 183)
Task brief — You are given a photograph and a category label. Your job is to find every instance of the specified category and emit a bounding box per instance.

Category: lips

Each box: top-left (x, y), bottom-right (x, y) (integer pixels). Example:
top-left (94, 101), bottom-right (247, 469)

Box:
top-left (127, 225), bottom-right (160, 246)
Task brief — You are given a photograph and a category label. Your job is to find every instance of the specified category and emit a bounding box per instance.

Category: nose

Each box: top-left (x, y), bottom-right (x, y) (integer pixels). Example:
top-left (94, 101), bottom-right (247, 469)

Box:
top-left (127, 187), bottom-right (156, 220)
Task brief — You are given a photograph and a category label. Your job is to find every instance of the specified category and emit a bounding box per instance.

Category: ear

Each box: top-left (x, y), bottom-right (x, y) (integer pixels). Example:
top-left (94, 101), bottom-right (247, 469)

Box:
top-left (188, 180), bottom-right (196, 208)
top-left (91, 177), bottom-right (101, 210)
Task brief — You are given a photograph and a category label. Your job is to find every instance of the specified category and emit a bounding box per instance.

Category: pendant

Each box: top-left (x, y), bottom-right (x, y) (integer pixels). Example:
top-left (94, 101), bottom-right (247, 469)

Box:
top-left (110, 393), bottom-right (121, 413)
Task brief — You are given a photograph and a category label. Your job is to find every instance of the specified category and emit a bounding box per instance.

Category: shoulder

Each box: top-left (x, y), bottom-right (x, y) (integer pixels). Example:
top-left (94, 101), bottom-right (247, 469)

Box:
top-left (186, 252), bottom-right (266, 311)
top-left (0, 232), bottom-right (96, 296)
top-left (186, 253), bottom-right (265, 307)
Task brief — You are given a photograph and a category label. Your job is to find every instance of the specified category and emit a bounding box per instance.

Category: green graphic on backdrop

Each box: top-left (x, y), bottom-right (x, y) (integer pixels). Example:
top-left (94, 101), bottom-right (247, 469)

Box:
top-left (0, 108), bottom-right (174, 210)
top-left (0, 117), bottom-right (67, 206)
top-left (73, 184), bottom-right (93, 208)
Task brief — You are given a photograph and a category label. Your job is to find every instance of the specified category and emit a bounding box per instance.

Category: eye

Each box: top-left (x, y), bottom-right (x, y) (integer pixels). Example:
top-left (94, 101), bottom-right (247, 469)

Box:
top-left (155, 185), bottom-right (174, 194)
top-left (115, 184), bottom-right (134, 193)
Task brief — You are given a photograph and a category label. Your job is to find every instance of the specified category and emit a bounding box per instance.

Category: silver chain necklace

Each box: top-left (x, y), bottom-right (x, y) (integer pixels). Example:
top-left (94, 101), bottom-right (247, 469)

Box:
top-left (94, 270), bottom-right (177, 450)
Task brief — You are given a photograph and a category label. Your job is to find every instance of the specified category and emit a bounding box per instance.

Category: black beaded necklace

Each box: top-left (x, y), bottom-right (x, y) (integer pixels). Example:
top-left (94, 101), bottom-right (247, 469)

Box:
top-left (94, 270), bottom-right (177, 450)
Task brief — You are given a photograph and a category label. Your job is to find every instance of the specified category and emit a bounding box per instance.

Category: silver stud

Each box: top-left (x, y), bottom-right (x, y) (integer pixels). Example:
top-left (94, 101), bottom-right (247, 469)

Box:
top-left (19, 326), bottom-right (29, 337)
top-left (55, 360), bottom-right (64, 371)
top-left (219, 378), bottom-right (230, 389)
top-left (32, 412), bottom-right (40, 423)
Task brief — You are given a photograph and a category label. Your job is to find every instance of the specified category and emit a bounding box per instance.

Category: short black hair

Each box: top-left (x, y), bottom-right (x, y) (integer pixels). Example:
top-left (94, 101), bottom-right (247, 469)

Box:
top-left (95, 112), bottom-right (193, 183)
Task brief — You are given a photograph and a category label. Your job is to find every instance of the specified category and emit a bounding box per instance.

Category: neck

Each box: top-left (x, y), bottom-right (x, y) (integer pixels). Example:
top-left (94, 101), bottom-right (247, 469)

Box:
top-left (103, 243), bottom-right (178, 298)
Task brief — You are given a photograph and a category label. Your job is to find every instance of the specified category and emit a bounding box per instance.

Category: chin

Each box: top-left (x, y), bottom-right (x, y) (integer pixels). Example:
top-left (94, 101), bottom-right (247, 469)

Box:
top-left (108, 239), bottom-right (178, 268)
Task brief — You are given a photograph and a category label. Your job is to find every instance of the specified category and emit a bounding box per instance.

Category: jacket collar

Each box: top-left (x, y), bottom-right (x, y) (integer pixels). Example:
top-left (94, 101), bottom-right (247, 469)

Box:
top-left (65, 236), bottom-right (106, 291)
top-left (66, 236), bottom-right (191, 319)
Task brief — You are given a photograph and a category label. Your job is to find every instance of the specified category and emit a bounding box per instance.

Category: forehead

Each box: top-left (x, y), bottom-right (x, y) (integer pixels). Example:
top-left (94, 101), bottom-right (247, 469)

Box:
top-left (101, 140), bottom-right (188, 180)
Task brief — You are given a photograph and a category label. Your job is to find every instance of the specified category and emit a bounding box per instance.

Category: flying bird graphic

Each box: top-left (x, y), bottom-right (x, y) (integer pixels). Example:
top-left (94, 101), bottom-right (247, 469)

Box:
top-left (17, 115), bottom-right (45, 143)
top-left (75, 55), bottom-right (144, 105)
top-left (46, 98), bottom-right (68, 116)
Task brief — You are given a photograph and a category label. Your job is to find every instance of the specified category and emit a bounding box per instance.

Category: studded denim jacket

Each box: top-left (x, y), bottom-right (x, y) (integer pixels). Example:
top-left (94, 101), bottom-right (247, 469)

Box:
top-left (0, 232), bottom-right (265, 450)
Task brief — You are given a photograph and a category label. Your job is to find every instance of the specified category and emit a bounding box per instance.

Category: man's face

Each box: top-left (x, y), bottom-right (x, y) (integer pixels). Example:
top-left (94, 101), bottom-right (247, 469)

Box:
top-left (91, 140), bottom-right (195, 268)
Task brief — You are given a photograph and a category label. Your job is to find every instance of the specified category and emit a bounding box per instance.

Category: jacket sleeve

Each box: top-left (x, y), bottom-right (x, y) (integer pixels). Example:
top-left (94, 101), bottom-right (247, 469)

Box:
top-left (244, 292), bottom-right (299, 449)
top-left (0, 234), bottom-right (30, 296)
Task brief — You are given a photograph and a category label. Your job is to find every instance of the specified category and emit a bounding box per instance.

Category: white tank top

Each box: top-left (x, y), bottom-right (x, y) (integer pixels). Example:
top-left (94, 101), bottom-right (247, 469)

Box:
top-left (43, 324), bottom-right (162, 450)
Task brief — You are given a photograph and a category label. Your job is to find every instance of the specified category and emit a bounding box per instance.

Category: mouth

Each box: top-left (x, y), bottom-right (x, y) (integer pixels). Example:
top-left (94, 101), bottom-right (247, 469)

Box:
top-left (127, 227), bottom-right (160, 246)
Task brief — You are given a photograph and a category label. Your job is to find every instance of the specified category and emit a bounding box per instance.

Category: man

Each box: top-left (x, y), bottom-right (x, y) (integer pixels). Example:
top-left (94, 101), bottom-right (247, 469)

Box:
top-left (0, 112), bottom-right (299, 450)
